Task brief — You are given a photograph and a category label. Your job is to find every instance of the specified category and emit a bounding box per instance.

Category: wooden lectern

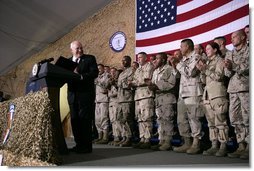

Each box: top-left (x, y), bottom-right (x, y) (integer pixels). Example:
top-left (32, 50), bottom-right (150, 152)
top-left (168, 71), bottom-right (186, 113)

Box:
top-left (26, 62), bottom-right (79, 155)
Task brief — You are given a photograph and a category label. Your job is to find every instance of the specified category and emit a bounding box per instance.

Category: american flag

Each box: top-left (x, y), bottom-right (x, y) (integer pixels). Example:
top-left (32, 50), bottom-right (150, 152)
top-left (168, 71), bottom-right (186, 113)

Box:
top-left (135, 0), bottom-right (249, 56)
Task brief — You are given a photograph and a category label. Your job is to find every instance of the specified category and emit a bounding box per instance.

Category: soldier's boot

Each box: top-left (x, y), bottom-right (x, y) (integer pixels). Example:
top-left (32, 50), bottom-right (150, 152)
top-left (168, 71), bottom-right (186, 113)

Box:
top-left (159, 137), bottom-right (172, 151)
top-left (93, 132), bottom-right (103, 143)
top-left (203, 141), bottom-right (219, 156)
top-left (133, 138), bottom-right (145, 148)
top-left (107, 137), bottom-right (115, 145)
top-left (114, 137), bottom-right (126, 146)
top-left (120, 137), bottom-right (132, 147)
top-left (112, 137), bottom-right (120, 146)
top-left (173, 137), bottom-right (192, 153)
top-left (109, 136), bottom-right (120, 145)
top-left (186, 137), bottom-right (201, 154)
top-left (151, 140), bottom-right (164, 150)
top-left (107, 141), bottom-right (113, 145)
top-left (240, 143), bottom-right (249, 160)
top-left (228, 142), bottom-right (246, 158)
top-left (215, 142), bottom-right (227, 157)
top-left (97, 131), bottom-right (109, 144)
top-left (140, 138), bottom-right (151, 149)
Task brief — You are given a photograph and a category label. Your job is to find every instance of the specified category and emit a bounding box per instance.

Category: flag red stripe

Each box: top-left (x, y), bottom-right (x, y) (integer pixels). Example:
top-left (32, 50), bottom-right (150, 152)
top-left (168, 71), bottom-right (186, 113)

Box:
top-left (135, 32), bottom-right (234, 60)
top-left (201, 33), bottom-right (232, 50)
top-left (177, 0), bottom-right (193, 6)
top-left (136, 5), bottom-right (248, 47)
top-left (176, 0), bottom-right (232, 22)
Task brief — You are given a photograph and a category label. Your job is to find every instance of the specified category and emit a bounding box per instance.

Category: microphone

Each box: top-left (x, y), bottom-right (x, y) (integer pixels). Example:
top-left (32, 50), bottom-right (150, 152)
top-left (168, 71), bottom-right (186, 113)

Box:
top-left (38, 57), bottom-right (54, 65)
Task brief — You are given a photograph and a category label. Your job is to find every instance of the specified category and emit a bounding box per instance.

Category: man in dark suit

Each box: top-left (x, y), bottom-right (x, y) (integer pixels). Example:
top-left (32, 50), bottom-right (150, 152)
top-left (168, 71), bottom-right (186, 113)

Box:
top-left (67, 40), bottom-right (98, 153)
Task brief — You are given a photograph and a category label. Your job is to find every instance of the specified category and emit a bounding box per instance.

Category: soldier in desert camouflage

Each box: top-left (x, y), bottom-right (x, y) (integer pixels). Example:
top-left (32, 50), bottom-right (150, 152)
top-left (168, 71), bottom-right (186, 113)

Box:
top-left (94, 64), bottom-right (110, 144)
top-left (129, 52), bottom-right (155, 149)
top-left (107, 67), bottom-right (121, 146)
top-left (172, 39), bottom-right (204, 154)
top-left (224, 30), bottom-right (249, 159)
top-left (146, 52), bottom-right (176, 151)
top-left (116, 56), bottom-right (135, 147)
top-left (197, 42), bottom-right (229, 157)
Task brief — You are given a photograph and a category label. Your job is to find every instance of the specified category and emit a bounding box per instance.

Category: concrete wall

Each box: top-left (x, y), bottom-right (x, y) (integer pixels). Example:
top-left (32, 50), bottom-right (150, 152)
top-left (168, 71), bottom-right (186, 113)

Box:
top-left (0, 0), bottom-right (135, 98)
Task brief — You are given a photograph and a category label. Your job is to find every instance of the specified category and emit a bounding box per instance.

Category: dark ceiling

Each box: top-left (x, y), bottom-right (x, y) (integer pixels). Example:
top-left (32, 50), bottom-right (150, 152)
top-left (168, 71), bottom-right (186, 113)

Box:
top-left (0, 0), bottom-right (112, 75)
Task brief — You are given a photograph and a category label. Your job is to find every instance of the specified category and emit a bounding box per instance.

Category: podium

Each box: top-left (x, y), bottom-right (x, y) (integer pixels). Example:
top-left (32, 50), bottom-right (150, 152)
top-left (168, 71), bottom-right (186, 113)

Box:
top-left (26, 62), bottom-right (80, 154)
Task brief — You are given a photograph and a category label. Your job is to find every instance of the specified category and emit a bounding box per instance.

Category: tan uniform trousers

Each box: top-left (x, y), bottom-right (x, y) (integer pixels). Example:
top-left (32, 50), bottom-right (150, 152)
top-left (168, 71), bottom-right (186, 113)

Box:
top-left (95, 102), bottom-right (109, 134)
top-left (203, 98), bottom-right (229, 143)
top-left (177, 96), bottom-right (203, 138)
top-left (117, 102), bottom-right (132, 138)
top-left (156, 104), bottom-right (175, 141)
top-left (135, 98), bottom-right (154, 140)
top-left (229, 92), bottom-right (249, 143)
top-left (109, 101), bottom-right (121, 138)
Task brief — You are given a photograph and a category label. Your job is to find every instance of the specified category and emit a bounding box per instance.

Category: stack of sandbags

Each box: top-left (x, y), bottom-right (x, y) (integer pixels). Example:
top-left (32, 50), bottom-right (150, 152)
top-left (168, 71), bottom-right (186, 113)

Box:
top-left (0, 150), bottom-right (56, 166)
top-left (0, 89), bottom-right (60, 166)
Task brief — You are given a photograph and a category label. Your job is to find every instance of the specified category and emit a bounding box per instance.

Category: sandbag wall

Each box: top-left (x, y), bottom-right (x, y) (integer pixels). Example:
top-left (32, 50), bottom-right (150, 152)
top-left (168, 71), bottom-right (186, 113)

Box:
top-left (0, 89), bottom-right (59, 166)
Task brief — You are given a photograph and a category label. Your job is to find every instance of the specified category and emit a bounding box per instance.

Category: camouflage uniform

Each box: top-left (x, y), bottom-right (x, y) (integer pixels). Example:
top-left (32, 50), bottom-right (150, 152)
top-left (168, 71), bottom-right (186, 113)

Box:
top-left (202, 55), bottom-right (229, 156)
top-left (176, 51), bottom-right (204, 138)
top-left (221, 48), bottom-right (232, 58)
top-left (152, 64), bottom-right (176, 149)
top-left (132, 62), bottom-right (154, 144)
top-left (225, 45), bottom-right (249, 147)
top-left (95, 72), bottom-right (110, 142)
top-left (221, 50), bottom-right (232, 88)
top-left (117, 67), bottom-right (134, 145)
top-left (108, 78), bottom-right (121, 143)
top-left (174, 51), bottom-right (204, 154)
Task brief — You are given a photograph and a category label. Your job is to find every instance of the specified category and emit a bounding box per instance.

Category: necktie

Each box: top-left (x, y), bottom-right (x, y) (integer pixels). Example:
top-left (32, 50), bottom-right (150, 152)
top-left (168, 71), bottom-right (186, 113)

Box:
top-left (75, 58), bottom-right (79, 64)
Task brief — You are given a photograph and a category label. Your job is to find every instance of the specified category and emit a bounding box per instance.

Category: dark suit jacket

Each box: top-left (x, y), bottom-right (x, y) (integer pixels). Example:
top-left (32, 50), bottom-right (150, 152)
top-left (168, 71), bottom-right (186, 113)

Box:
top-left (67, 54), bottom-right (98, 105)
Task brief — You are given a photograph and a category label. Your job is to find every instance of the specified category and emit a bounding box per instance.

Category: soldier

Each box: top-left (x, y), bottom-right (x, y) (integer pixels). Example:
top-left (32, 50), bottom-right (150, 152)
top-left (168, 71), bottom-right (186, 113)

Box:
top-left (146, 52), bottom-right (176, 151)
top-left (213, 36), bottom-right (232, 89)
top-left (224, 30), bottom-right (249, 159)
top-left (171, 50), bottom-right (183, 101)
top-left (104, 65), bottom-right (111, 74)
top-left (132, 61), bottom-right (139, 73)
top-left (172, 39), bottom-right (204, 154)
top-left (197, 42), bottom-right (229, 157)
top-left (117, 56), bottom-right (135, 147)
top-left (149, 55), bottom-right (156, 69)
top-left (213, 36), bottom-right (232, 58)
top-left (131, 61), bottom-right (139, 139)
top-left (167, 53), bottom-right (174, 66)
top-left (244, 25), bottom-right (249, 46)
top-left (173, 50), bottom-right (183, 62)
top-left (94, 64), bottom-right (110, 144)
top-left (194, 44), bottom-right (208, 88)
top-left (108, 67), bottom-right (121, 146)
top-left (194, 44), bottom-right (207, 61)
top-left (129, 52), bottom-right (155, 149)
